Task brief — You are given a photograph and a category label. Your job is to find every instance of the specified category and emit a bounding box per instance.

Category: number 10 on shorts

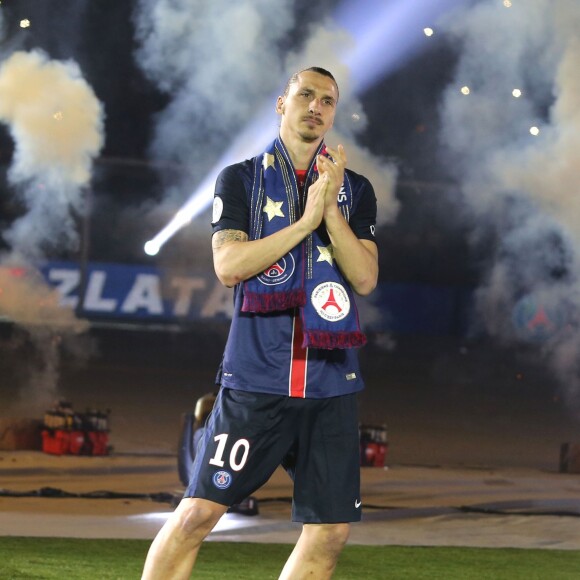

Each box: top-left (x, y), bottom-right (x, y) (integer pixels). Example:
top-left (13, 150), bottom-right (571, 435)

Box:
top-left (209, 434), bottom-right (250, 471)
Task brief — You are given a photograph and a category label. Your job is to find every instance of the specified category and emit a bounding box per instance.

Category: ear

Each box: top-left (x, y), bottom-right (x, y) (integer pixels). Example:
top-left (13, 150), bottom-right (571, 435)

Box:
top-left (275, 96), bottom-right (285, 115)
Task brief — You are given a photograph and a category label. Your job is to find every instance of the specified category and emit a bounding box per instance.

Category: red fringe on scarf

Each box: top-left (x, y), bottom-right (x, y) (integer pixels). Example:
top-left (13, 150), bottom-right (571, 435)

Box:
top-left (303, 330), bottom-right (367, 350)
top-left (242, 289), bottom-right (306, 313)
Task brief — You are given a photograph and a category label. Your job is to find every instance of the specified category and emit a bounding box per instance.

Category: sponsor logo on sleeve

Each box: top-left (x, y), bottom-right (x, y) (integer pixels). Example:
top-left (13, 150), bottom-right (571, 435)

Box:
top-left (212, 196), bottom-right (224, 224)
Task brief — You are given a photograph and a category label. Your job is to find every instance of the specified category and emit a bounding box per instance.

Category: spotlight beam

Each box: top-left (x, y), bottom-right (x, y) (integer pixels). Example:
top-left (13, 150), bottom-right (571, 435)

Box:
top-left (336, 0), bottom-right (468, 92)
top-left (144, 0), bottom-right (469, 255)
top-left (144, 107), bottom-right (277, 255)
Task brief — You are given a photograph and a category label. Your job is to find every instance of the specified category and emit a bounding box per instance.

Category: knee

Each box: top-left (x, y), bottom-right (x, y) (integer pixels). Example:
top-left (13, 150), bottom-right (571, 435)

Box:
top-left (325, 523), bottom-right (350, 551)
top-left (172, 498), bottom-right (225, 544)
top-left (308, 523), bottom-right (350, 555)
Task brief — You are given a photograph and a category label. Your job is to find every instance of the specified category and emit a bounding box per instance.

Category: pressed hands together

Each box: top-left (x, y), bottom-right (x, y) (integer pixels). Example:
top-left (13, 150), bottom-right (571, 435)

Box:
top-left (213, 144), bottom-right (378, 296)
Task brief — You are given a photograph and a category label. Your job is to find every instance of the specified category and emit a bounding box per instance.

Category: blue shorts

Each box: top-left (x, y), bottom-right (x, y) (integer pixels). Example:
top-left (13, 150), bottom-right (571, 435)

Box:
top-left (185, 388), bottom-right (361, 523)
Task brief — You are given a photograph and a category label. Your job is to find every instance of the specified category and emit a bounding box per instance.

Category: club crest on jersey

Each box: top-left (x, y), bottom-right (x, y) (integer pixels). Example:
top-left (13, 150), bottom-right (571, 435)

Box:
top-left (258, 253), bottom-right (295, 286)
top-left (213, 470), bottom-right (232, 489)
top-left (311, 282), bottom-right (351, 322)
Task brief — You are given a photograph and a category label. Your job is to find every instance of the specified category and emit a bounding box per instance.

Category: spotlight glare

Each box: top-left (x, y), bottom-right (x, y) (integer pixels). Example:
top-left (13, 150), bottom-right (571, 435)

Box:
top-left (503, 0), bottom-right (512, 7)
top-left (148, 0), bottom-right (471, 251)
top-left (144, 241), bottom-right (160, 256)
top-left (461, 86), bottom-right (471, 95)
top-left (530, 126), bottom-right (540, 136)
top-left (53, 111), bottom-right (64, 121)
top-left (20, 18), bottom-right (31, 28)
top-left (336, 0), bottom-right (469, 92)
top-left (512, 89), bottom-right (522, 98)
top-left (174, 209), bottom-right (192, 228)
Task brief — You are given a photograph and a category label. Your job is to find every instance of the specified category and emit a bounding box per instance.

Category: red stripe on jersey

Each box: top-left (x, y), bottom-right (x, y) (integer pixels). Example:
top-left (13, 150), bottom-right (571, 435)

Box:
top-left (289, 308), bottom-right (308, 397)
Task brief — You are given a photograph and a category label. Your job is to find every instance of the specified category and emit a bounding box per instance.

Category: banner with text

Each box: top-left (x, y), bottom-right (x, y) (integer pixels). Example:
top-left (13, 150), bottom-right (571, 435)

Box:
top-left (34, 261), bottom-right (472, 335)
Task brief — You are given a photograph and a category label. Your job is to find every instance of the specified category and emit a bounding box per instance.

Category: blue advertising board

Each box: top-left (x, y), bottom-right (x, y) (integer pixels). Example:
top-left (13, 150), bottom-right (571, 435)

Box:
top-left (31, 261), bottom-right (472, 335)
top-left (39, 261), bottom-right (234, 321)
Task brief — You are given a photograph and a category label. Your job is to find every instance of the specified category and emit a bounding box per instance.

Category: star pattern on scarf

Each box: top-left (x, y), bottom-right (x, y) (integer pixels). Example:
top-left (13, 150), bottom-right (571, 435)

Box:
top-left (317, 244), bottom-right (334, 266)
top-left (262, 153), bottom-right (275, 172)
top-left (263, 196), bottom-right (285, 221)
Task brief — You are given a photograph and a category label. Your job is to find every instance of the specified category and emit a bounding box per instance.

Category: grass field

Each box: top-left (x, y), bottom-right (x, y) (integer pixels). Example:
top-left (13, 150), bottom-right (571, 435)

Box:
top-left (1, 537), bottom-right (580, 579)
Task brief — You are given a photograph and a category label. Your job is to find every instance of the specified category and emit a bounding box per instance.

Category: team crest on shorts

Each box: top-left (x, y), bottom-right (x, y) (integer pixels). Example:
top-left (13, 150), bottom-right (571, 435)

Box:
top-left (258, 253), bottom-right (295, 286)
top-left (311, 282), bottom-right (350, 322)
top-left (213, 470), bottom-right (232, 489)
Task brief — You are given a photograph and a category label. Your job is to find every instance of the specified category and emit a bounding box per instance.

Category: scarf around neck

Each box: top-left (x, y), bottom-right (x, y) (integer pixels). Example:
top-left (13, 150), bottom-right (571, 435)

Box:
top-left (241, 137), bottom-right (366, 350)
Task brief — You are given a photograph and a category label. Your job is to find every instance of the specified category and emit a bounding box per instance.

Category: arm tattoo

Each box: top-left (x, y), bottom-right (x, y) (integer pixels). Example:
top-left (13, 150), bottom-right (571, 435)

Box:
top-left (212, 229), bottom-right (248, 252)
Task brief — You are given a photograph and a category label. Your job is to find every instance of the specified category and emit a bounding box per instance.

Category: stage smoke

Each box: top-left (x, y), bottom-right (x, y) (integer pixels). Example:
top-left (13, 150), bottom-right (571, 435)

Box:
top-left (439, 0), bottom-right (580, 413)
top-left (0, 49), bottom-right (104, 259)
top-left (134, 0), bottom-right (399, 253)
top-left (0, 49), bottom-right (103, 416)
top-left (133, 0), bottom-right (293, 190)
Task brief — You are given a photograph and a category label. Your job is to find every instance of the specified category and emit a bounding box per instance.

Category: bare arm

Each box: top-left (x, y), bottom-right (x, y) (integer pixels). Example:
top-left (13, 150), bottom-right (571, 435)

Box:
top-left (317, 145), bottom-right (379, 296)
top-left (212, 173), bottom-right (330, 287)
top-left (323, 211), bottom-right (379, 296)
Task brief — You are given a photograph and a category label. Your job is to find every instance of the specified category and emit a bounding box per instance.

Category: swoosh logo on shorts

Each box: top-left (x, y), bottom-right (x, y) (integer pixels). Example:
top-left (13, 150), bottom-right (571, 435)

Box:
top-left (355, 499), bottom-right (362, 508)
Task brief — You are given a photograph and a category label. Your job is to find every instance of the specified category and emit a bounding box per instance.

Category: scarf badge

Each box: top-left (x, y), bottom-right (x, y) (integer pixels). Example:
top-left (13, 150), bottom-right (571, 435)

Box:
top-left (242, 138), bottom-right (366, 349)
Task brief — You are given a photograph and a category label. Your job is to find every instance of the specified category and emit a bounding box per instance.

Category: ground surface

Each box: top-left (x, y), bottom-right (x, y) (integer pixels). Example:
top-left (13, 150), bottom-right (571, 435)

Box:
top-left (1, 327), bottom-right (580, 549)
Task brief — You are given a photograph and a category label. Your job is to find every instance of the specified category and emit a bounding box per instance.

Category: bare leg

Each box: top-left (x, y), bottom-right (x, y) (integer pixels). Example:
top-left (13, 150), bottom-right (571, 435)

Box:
top-left (141, 497), bottom-right (228, 580)
top-left (278, 523), bottom-right (350, 580)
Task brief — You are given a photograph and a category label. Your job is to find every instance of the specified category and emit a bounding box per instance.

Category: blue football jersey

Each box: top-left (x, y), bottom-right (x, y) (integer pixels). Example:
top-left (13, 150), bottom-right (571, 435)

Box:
top-left (211, 157), bottom-right (377, 399)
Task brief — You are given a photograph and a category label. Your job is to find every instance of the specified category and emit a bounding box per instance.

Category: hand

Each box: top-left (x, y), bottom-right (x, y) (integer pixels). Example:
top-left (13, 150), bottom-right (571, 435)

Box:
top-left (301, 173), bottom-right (329, 232)
top-left (317, 144), bottom-right (346, 213)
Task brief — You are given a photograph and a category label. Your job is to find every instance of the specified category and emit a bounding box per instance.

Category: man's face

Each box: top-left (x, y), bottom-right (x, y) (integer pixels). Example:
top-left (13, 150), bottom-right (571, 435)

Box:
top-left (276, 71), bottom-right (338, 143)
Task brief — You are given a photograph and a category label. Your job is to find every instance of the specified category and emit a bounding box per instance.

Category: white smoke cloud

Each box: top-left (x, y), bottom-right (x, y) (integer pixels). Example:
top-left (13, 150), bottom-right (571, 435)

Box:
top-left (133, 0), bottom-right (294, 179)
top-left (492, 38), bottom-right (580, 238)
top-left (0, 49), bottom-right (104, 416)
top-left (0, 49), bottom-right (105, 259)
top-left (439, 0), bottom-right (580, 411)
top-left (0, 265), bottom-right (90, 415)
top-left (133, 0), bottom-right (399, 237)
